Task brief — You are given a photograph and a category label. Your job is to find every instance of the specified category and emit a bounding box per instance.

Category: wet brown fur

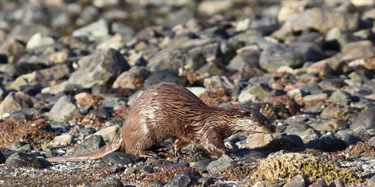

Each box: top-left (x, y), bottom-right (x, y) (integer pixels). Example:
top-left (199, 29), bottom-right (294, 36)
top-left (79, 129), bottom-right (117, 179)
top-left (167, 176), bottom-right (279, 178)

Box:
top-left (47, 82), bottom-right (275, 162)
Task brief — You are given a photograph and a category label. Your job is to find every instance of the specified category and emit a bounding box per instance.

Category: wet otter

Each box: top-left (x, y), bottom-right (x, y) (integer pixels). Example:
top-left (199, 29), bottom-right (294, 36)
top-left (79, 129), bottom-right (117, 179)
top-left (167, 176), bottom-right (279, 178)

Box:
top-left (47, 82), bottom-right (275, 162)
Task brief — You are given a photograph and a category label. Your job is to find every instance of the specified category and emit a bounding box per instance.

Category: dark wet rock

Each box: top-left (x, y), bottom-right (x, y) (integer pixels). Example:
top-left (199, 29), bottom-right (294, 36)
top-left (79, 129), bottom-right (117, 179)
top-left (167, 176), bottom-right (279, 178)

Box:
top-left (94, 178), bottom-right (123, 187)
top-left (68, 48), bottom-right (130, 88)
top-left (73, 135), bottom-right (106, 156)
top-left (112, 66), bottom-right (151, 89)
top-left (304, 135), bottom-right (347, 152)
top-left (0, 91), bottom-right (33, 117)
top-left (100, 152), bottom-right (136, 166)
top-left (141, 165), bottom-right (154, 173)
top-left (350, 106), bottom-right (375, 130)
top-left (283, 174), bottom-right (306, 187)
top-left (5, 152), bottom-right (51, 168)
top-left (267, 134), bottom-right (304, 151)
top-left (50, 122), bottom-right (71, 134)
top-left (300, 82), bottom-right (323, 95)
top-left (0, 152), bottom-right (5, 164)
top-left (48, 95), bottom-right (80, 122)
top-left (207, 155), bottom-right (236, 174)
top-left (164, 171), bottom-right (199, 187)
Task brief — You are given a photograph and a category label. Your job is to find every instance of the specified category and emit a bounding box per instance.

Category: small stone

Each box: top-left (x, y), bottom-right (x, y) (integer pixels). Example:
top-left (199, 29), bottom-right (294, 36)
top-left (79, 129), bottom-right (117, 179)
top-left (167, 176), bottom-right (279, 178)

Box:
top-left (242, 83), bottom-right (272, 100)
top-left (207, 155), bottom-right (236, 174)
top-left (26, 33), bottom-right (54, 49)
top-left (52, 134), bottom-right (73, 146)
top-left (0, 152), bottom-right (5, 164)
top-left (367, 175), bottom-right (375, 187)
top-left (94, 126), bottom-right (119, 142)
top-left (73, 18), bottom-right (110, 40)
top-left (164, 171), bottom-right (198, 187)
top-left (303, 93), bottom-right (328, 103)
top-left (73, 135), bottom-right (105, 156)
top-left (304, 135), bottom-right (346, 152)
top-left (247, 133), bottom-right (274, 149)
top-left (48, 95), bottom-right (80, 122)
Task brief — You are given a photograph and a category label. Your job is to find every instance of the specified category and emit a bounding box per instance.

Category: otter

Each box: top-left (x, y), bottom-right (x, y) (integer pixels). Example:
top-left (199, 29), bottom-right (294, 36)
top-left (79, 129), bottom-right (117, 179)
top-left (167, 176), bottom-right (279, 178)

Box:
top-left (47, 82), bottom-right (275, 162)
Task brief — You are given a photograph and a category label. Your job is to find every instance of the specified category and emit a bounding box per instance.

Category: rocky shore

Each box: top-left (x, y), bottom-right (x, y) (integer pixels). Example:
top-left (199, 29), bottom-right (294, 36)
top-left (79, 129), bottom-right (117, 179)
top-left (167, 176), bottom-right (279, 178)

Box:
top-left (1, 0), bottom-right (375, 186)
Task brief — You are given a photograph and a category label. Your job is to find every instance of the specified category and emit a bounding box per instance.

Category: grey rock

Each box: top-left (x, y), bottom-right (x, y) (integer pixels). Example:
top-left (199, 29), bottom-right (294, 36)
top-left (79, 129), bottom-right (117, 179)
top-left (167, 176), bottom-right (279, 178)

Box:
top-left (94, 126), bottom-right (118, 142)
top-left (143, 69), bottom-right (183, 88)
top-left (329, 90), bottom-right (351, 105)
top-left (311, 119), bottom-right (349, 132)
top-left (164, 171), bottom-right (198, 187)
top-left (193, 159), bottom-right (211, 173)
top-left (165, 162), bottom-right (190, 169)
top-left (272, 8), bottom-right (359, 39)
top-left (300, 82), bottom-right (323, 95)
top-left (320, 106), bottom-right (343, 118)
top-left (199, 176), bottom-right (215, 187)
top-left (94, 178), bottom-right (123, 187)
top-left (48, 95), bottom-right (80, 122)
top-left (318, 78), bottom-right (346, 91)
top-left (73, 18), bottom-right (109, 40)
top-left (7, 24), bottom-right (51, 43)
top-left (283, 174), bottom-right (306, 187)
top-left (68, 48), bottom-right (130, 88)
top-left (50, 122), bottom-right (71, 134)
top-left (165, 8), bottom-right (192, 28)
top-left (0, 91), bottom-right (33, 117)
top-left (259, 43), bottom-right (305, 73)
top-left (5, 152), bottom-right (50, 168)
top-left (350, 106), bottom-right (375, 130)
top-left (100, 152), bottom-right (136, 166)
top-left (73, 135), bottom-right (105, 156)
top-left (0, 39), bottom-right (26, 63)
top-left (203, 76), bottom-right (234, 91)
top-left (349, 126), bottom-right (371, 144)
top-left (207, 155), bottom-right (236, 174)
top-left (289, 42), bottom-right (324, 62)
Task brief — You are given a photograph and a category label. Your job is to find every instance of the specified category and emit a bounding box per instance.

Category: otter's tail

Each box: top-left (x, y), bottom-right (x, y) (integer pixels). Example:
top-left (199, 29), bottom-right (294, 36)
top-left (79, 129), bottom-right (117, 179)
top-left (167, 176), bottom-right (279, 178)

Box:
top-left (47, 132), bottom-right (123, 162)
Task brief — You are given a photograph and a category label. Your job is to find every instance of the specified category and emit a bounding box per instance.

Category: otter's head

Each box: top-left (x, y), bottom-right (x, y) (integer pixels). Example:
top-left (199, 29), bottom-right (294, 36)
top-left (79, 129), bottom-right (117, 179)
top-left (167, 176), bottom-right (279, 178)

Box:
top-left (225, 106), bottom-right (276, 134)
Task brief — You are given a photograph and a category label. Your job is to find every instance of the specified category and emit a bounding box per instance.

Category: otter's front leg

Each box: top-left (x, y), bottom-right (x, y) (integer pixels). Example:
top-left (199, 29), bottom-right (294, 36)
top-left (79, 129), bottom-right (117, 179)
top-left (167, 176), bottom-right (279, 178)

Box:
top-left (200, 126), bottom-right (226, 157)
top-left (173, 138), bottom-right (189, 156)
